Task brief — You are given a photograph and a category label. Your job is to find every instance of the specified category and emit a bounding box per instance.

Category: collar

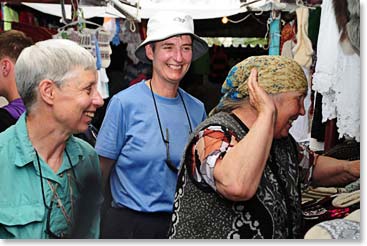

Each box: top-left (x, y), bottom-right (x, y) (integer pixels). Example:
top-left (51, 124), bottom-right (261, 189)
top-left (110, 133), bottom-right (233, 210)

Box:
top-left (13, 114), bottom-right (84, 169)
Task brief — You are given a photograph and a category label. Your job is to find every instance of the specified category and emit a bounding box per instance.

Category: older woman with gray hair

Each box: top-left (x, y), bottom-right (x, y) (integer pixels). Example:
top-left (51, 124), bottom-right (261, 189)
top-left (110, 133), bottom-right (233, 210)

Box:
top-left (0, 39), bottom-right (104, 238)
top-left (169, 55), bottom-right (359, 239)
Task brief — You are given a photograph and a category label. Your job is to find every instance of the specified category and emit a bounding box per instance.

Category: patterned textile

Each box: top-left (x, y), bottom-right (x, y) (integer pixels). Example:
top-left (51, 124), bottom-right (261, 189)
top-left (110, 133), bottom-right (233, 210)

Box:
top-left (213, 55), bottom-right (307, 113)
top-left (190, 125), bottom-right (238, 190)
top-left (304, 218), bottom-right (360, 239)
top-left (169, 112), bottom-right (304, 239)
top-left (280, 21), bottom-right (296, 54)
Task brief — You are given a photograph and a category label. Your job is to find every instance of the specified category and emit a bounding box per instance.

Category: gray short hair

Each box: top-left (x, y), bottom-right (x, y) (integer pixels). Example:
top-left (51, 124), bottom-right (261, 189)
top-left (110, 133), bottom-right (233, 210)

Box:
top-left (15, 39), bottom-right (96, 111)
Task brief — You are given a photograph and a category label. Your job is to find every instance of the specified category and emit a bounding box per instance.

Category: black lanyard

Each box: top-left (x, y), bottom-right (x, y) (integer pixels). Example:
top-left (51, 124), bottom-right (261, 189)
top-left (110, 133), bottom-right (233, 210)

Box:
top-left (149, 80), bottom-right (193, 173)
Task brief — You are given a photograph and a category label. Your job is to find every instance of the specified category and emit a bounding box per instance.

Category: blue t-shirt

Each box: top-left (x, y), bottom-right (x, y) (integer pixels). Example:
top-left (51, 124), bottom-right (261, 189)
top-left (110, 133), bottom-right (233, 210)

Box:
top-left (95, 81), bottom-right (206, 212)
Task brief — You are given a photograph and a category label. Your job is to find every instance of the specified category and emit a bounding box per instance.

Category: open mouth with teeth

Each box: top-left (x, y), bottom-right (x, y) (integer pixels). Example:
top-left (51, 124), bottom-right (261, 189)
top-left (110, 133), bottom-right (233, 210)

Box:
top-left (168, 64), bottom-right (183, 70)
top-left (85, 112), bottom-right (95, 118)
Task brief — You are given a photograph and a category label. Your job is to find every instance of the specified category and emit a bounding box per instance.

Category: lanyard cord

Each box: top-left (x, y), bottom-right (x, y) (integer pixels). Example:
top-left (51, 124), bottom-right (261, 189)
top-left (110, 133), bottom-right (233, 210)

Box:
top-left (35, 148), bottom-right (78, 210)
top-left (178, 89), bottom-right (193, 133)
top-left (149, 80), bottom-right (193, 144)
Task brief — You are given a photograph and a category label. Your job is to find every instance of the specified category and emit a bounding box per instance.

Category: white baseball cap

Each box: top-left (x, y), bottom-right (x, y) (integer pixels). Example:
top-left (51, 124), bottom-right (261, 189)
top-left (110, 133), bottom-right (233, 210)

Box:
top-left (135, 11), bottom-right (208, 64)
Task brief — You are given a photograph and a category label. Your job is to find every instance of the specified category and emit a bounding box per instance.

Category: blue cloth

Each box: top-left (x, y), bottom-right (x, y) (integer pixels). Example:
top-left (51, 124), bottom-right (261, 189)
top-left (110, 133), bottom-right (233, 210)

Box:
top-left (94, 35), bottom-right (102, 70)
top-left (111, 18), bottom-right (121, 46)
top-left (269, 17), bottom-right (281, 55)
top-left (0, 114), bottom-right (103, 239)
top-left (95, 80), bottom-right (206, 213)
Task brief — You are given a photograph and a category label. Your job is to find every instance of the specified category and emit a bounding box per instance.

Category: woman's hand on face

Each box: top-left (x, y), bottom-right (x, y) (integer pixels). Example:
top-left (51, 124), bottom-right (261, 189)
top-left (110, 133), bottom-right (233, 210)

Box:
top-left (248, 68), bottom-right (276, 117)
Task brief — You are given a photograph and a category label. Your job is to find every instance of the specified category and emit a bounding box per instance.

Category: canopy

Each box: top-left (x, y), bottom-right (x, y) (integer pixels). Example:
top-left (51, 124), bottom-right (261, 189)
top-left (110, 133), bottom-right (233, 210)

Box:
top-left (22, 0), bottom-right (248, 21)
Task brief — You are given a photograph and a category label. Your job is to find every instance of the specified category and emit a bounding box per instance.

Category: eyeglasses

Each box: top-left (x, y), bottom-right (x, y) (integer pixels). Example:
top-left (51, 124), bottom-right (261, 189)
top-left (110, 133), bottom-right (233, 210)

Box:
top-left (35, 149), bottom-right (78, 239)
top-left (164, 128), bottom-right (178, 173)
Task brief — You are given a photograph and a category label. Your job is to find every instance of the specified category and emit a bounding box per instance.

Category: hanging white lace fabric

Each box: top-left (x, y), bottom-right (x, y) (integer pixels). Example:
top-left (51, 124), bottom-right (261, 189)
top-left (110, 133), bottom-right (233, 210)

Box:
top-left (312, 0), bottom-right (360, 142)
top-left (289, 67), bottom-right (312, 143)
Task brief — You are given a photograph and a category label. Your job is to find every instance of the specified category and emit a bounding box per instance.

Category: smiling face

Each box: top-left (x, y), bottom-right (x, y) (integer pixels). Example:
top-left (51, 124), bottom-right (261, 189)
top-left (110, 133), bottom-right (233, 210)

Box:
top-left (145, 35), bottom-right (193, 85)
top-left (53, 67), bottom-right (104, 134)
top-left (273, 90), bottom-right (307, 139)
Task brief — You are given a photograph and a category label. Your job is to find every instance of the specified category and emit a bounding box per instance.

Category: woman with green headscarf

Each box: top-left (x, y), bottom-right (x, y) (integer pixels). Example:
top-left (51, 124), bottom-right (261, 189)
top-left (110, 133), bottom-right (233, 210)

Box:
top-left (168, 55), bottom-right (359, 239)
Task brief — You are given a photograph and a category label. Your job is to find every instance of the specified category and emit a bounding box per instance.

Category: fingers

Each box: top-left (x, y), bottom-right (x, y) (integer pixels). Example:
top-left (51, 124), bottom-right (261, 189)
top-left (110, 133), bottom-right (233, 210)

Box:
top-left (248, 68), bottom-right (275, 113)
top-left (248, 68), bottom-right (257, 92)
top-left (248, 68), bottom-right (258, 107)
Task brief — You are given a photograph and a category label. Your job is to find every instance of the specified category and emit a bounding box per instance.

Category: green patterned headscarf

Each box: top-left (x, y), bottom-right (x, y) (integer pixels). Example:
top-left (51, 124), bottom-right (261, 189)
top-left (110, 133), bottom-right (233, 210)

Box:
top-left (213, 55), bottom-right (307, 113)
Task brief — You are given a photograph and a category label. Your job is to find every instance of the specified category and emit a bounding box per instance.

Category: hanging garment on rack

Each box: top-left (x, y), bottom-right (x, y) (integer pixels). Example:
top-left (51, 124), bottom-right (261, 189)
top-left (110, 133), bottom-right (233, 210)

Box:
top-left (53, 22), bottom-right (113, 99)
top-left (312, 0), bottom-right (360, 142)
top-left (280, 20), bottom-right (296, 54)
top-left (292, 7), bottom-right (314, 69)
top-left (119, 19), bottom-right (141, 64)
top-left (268, 15), bottom-right (281, 55)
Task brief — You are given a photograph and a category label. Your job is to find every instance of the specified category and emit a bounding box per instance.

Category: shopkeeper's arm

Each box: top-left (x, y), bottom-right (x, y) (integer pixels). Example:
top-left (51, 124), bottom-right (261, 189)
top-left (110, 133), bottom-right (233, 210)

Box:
top-left (99, 156), bottom-right (116, 190)
top-left (311, 155), bottom-right (360, 187)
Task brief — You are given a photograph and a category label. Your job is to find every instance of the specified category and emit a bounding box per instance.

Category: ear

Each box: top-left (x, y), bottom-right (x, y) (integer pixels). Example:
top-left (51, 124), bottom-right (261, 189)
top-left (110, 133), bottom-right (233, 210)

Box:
top-left (145, 44), bottom-right (154, 61)
top-left (0, 58), bottom-right (13, 77)
top-left (38, 79), bottom-right (56, 105)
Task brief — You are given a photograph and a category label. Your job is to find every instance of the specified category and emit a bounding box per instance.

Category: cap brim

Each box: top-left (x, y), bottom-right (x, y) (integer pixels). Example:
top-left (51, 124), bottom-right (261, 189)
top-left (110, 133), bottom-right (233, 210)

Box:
top-left (135, 33), bottom-right (208, 64)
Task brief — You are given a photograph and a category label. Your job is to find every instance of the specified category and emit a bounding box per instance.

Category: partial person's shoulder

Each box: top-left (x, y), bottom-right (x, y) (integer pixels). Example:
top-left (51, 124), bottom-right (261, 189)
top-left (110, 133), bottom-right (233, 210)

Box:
top-left (70, 135), bottom-right (96, 151)
top-left (0, 108), bottom-right (17, 133)
top-left (69, 136), bottom-right (100, 168)
top-left (112, 80), bottom-right (147, 101)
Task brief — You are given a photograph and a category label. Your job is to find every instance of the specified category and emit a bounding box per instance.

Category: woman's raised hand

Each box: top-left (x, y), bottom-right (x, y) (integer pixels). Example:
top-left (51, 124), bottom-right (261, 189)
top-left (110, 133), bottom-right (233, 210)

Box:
top-left (248, 68), bottom-right (276, 117)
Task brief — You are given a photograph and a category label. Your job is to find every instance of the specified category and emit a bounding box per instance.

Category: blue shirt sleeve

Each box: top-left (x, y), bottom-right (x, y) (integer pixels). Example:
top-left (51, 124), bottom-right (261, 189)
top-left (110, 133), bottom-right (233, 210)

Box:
top-left (95, 96), bottom-right (126, 160)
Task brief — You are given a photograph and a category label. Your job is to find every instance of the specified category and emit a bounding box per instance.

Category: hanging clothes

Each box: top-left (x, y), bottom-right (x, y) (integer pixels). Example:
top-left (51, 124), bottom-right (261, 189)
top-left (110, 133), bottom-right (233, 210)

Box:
top-left (268, 13), bottom-right (281, 55)
top-left (292, 7), bottom-right (314, 69)
top-left (54, 20), bottom-right (112, 99)
top-left (312, 0), bottom-right (360, 142)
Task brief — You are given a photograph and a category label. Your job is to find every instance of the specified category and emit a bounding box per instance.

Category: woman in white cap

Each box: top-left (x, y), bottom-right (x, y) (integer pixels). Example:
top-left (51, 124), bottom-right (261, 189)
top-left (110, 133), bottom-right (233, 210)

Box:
top-left (95, 11), bottom-right (209, 238)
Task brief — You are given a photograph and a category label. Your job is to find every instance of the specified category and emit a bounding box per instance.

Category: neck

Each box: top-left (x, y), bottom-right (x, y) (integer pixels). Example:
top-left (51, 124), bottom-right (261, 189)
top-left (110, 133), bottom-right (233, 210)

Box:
top-left (4, 82), bottom-right (21, 102)
top-left (26, 112), bottom-right (69, 172)
top-left (146, 78), bottom-right (179, 98)
top-left (232, 105), bottom-right (258, 129)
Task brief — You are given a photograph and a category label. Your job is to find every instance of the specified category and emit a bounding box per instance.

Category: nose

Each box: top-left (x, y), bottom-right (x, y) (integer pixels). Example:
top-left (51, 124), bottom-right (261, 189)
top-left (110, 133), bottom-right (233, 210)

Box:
top-left (299, 101), bottom-right (306, 116)
top-left (173, 48), bottom-right (184, 62)
top-left (93, 90), bottom-right (104, 108)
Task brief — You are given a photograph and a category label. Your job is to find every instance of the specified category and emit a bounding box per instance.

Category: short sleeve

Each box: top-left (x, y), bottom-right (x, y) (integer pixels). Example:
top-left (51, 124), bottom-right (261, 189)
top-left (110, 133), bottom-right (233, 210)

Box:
top-left (189, 125), bottom-right (238, 191)
top-left (95, 96), bottom-right (126, 160)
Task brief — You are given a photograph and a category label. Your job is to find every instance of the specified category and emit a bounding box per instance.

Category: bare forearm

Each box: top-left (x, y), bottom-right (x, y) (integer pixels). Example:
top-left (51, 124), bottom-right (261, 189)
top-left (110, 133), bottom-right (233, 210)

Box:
top-left (312, 156), bottom-right (360, 187)
top-left (99, 156), bottom-right (116, 190)
top-left (215, 111), bottom-right (275, 201)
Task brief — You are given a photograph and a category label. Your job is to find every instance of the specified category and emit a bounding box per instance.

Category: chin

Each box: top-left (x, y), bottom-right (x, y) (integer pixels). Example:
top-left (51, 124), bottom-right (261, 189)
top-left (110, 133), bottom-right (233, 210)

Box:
top-left (74, 125), bottom-right (89, 134)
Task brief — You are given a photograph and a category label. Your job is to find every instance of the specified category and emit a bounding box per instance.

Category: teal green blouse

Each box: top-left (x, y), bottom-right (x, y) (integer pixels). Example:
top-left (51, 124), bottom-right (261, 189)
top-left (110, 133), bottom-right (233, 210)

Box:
top-left (0, 114), bottom-right (103, 239)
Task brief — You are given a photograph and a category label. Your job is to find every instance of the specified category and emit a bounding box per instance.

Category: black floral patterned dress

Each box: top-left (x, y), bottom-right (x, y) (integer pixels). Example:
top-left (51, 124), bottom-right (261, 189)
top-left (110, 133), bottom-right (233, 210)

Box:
top-left (169, 112), bottom-right (304, 239)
